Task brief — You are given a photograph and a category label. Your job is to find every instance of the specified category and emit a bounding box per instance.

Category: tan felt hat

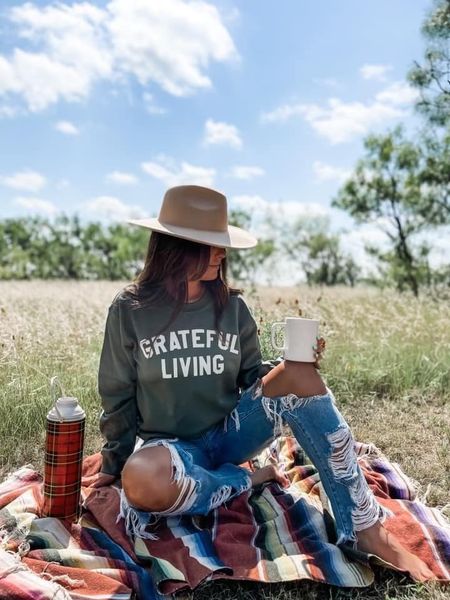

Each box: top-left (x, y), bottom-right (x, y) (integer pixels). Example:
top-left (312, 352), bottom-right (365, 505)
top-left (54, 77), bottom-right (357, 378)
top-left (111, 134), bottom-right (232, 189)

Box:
top-left (127, 185), bottom-right (258, 249)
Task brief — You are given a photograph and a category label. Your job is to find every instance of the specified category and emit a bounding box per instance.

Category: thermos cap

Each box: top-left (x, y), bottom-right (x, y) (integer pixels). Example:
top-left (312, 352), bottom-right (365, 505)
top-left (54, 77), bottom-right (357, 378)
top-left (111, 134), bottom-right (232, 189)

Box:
top-left (47, 396), bottom-right (86, 422)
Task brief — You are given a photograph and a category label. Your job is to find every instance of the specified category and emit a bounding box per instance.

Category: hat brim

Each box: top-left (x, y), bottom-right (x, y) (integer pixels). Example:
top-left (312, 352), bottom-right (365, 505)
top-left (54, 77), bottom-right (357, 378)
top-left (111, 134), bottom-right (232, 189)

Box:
top-left (126, 218), bottom-right (258, 249)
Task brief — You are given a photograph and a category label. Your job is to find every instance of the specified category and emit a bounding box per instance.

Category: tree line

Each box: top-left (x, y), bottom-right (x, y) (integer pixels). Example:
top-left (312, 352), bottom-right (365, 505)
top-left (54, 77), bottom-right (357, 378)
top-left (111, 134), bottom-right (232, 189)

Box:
top-left (1, 0), bottom-right (449, 296)
top-left (1, 209), bottom-right (447, 295)
top-left (0, 213), bottom-right (348, 284)
top-left (0, 216), bottom-right (149, 281)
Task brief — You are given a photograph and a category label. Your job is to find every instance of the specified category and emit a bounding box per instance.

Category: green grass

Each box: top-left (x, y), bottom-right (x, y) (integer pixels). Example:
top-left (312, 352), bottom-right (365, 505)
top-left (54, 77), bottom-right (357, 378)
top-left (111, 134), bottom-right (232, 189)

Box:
top-left (0, 281), bottom-right (449, 600)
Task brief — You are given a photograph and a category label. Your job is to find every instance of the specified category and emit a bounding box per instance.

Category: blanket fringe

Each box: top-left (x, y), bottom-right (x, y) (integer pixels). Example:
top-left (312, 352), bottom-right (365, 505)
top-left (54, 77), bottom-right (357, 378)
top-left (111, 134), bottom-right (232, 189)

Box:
top-left (42, 571), bottom-right (87, 590)
top-left (417, 482), bottom-right (432, 506)
top-left (358, 443), bottom-right (383, 459)
top-left (0, 550), bottom-right (72, 599)
top-left (0, 556), bottom-right (28, 580)
top-left (439, 502), bottom-right (450, 520)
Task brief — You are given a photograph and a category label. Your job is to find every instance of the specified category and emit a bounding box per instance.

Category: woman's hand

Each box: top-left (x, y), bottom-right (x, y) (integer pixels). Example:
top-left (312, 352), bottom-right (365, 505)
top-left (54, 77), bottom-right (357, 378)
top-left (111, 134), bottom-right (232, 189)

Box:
top-left (250, 465), bottom-right (290, 489)
top-left (91, 472), bottom-right (118, 489)
top-left (313, 336), bottom-right (326, 369)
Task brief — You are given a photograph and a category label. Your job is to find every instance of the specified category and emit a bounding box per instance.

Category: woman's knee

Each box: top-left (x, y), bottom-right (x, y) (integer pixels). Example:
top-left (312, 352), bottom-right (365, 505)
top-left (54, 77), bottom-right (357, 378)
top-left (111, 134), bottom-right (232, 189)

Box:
top-left (122, 446), bottom-right (180, 511)
top-left (262, 360), bottom-right (327, 399)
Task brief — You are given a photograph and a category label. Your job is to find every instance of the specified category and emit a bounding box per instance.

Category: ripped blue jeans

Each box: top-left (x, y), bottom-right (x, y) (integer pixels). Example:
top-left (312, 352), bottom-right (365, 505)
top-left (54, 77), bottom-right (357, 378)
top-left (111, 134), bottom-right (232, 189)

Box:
top-left (119, 379), bottom-right (387, 547)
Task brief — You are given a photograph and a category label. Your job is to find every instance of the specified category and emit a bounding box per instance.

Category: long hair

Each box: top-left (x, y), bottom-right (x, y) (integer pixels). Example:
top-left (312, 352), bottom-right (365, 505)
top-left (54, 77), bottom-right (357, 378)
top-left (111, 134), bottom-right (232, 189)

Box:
top-left (125, 232), bottom-right (241, 335)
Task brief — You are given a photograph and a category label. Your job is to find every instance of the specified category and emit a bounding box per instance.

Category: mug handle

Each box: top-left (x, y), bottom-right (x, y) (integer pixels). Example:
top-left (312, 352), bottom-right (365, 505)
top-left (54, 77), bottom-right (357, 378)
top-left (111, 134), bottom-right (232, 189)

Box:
top-left (271, 322), bottom-right (285, 351)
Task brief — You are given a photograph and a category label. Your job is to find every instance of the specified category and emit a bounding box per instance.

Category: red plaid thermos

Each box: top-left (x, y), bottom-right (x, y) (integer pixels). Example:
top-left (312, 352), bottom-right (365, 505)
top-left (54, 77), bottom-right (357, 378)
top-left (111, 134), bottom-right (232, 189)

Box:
top-left (42, 377), bottom-right (86, 520)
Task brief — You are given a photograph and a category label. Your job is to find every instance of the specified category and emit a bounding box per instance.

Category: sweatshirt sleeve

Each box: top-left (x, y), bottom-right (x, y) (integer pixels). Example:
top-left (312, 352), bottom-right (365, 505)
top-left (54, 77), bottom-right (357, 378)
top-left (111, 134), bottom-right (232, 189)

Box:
top-left (236, 296), bottom-right (283, 390)
top-left (98, 300), bottom-right (138, 476)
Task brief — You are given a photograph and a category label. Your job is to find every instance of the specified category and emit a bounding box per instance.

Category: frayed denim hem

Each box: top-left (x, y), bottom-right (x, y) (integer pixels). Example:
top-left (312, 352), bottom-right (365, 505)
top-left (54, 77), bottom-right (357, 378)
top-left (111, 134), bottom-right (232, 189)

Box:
top-left (118, 488), bottom-right (160, 541)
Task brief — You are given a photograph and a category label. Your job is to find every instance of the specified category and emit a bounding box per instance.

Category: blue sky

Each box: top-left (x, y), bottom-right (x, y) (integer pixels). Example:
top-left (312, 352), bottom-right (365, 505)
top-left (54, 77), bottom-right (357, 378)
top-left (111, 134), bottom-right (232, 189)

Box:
top-left (1, 0), bottom-right (443, 281)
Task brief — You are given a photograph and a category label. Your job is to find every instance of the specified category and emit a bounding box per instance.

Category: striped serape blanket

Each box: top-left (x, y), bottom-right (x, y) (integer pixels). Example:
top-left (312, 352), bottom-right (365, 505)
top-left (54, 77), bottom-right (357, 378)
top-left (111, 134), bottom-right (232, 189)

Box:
top-left (0, 437), bottom-right (449, 598)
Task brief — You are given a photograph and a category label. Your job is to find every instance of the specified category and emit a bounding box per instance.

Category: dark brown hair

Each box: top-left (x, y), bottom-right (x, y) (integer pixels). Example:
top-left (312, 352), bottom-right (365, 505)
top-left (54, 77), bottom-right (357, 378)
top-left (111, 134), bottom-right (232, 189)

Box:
top-left (124, 231), bottom-right (241, 335)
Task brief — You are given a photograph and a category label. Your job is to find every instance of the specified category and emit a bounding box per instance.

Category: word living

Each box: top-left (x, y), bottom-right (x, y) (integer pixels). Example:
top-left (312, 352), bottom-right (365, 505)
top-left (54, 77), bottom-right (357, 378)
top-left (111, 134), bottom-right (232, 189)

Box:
top-left (139, 328), bottom-right (239, 379)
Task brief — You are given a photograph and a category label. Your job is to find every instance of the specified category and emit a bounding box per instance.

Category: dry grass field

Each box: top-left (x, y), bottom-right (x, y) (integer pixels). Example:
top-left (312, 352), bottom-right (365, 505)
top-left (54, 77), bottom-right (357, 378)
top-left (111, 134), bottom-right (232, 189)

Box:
top-left (0, 280), bottom-right (449, 600)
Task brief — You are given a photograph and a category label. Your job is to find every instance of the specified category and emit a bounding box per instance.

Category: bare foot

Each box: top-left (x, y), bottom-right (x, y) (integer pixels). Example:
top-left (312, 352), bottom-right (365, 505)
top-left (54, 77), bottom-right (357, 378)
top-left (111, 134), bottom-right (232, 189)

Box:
top-left (356, 521), bottom-right (436, 581)
top-left (250, 465), bottom-right (290, 489)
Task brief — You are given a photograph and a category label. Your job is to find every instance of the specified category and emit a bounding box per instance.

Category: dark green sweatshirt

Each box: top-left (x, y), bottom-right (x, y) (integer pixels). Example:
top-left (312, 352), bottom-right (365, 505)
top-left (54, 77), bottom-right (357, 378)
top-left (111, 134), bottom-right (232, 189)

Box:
top-left (98, 289), bottom-right (280, 476)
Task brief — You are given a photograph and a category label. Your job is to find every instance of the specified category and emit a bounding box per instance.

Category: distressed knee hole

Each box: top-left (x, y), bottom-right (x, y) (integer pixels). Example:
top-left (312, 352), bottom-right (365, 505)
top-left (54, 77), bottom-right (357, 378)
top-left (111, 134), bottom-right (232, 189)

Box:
top-left (158, 475), bottom-right (198, 516)
top-left (139, 439), bottom-right (186, 482)
top-left (128, 439), bottom-right (199, 515)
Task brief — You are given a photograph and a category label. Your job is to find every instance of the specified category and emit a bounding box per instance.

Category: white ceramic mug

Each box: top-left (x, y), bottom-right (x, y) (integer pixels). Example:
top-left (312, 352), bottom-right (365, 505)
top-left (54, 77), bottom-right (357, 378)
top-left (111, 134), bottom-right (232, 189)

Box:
top-left (271, 317), bottom-right (319, 362)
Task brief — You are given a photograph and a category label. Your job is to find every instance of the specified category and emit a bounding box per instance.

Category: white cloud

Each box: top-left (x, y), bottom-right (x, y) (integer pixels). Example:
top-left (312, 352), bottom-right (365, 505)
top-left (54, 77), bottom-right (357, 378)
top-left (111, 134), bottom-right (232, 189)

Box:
top-left (231, 195), bottom-right (329, 225)
top-left (0, 169), bottom-right (46, 192)
top-left (360, 63), bottom-right (393, 82)
top-left (55, 120), bottom-right (79, 135)
top-left (0, 0), bottom-right (237, 113)
top-left (4, 3), bottom-right (111, 112)
top-left (229, 166), bottom-right (265, 180)
top-left (142, 92), bottom-right (167, 115)
top-left (203, 119), bottom-right (242, 148)
top-left (141, 158), bottom-right (216, 187)
top-left (262, 73), bottom-right (420, 145)
top-left (0, 104), bottom-right (19, 118)
top-left (313, 161), bottom-right (352, 184)
top-left (108, 0), bottom-right (237, 96)
top-left (375, 81), bottom-right (419, 106)
top-left (15, 196), bottom-right (58, 216)
top-left (262, 85), bottom-right (415, 144)
top-left (106, 171), bottom-right (138, 185)
top-left (231, 194), bottom-right (268, 211)
top-left (261, 104), bottom-right (302, 123)
top-left (85, 195), bottom-right (147, 220)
